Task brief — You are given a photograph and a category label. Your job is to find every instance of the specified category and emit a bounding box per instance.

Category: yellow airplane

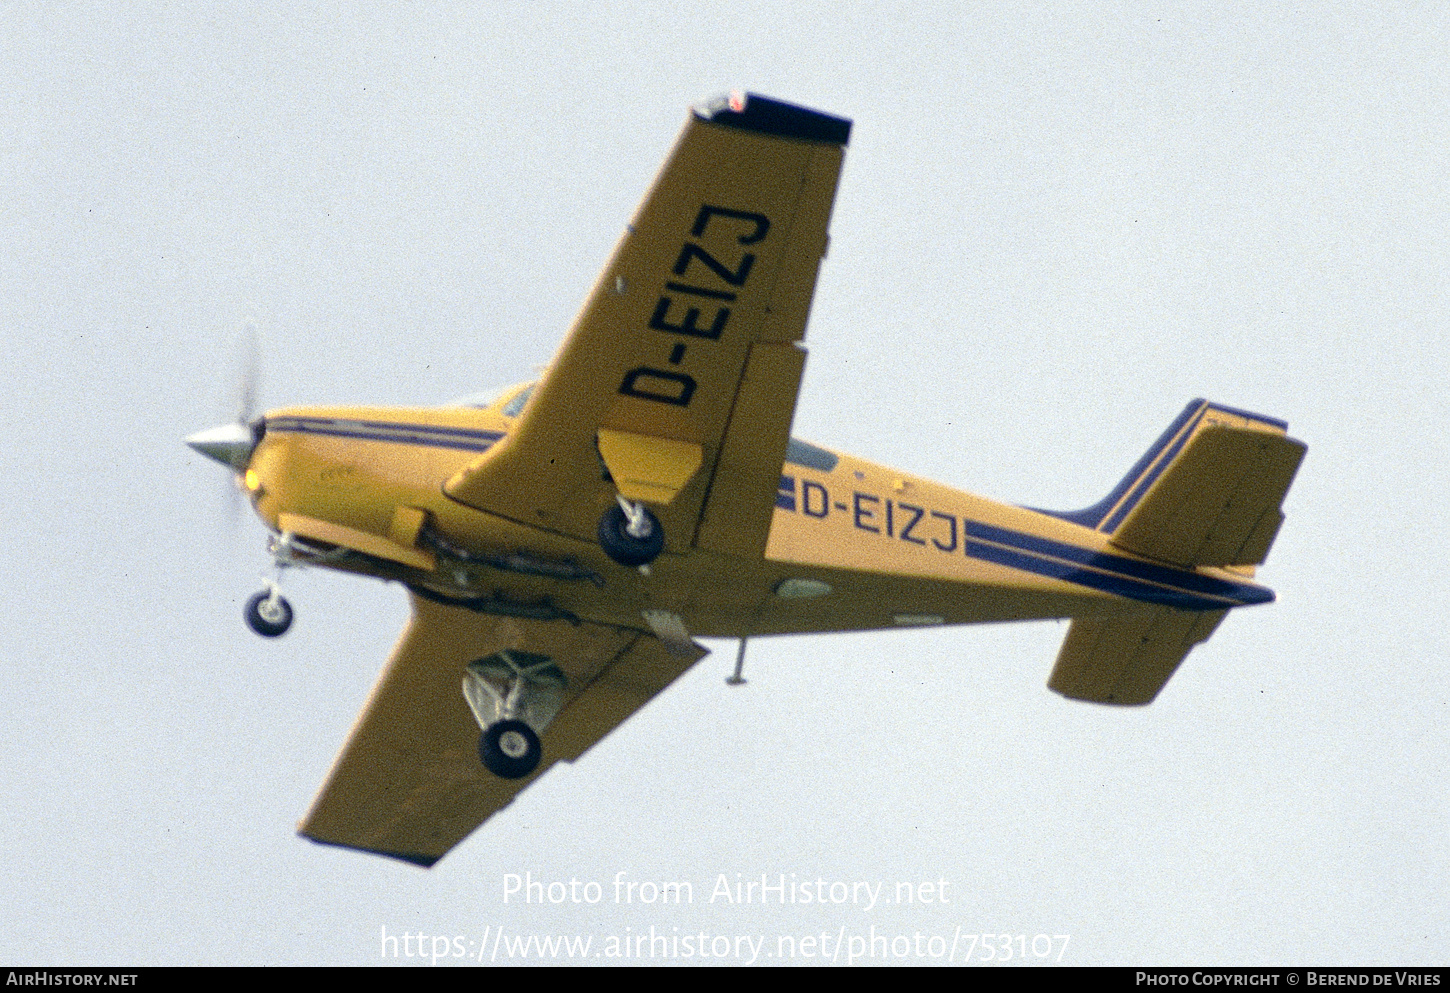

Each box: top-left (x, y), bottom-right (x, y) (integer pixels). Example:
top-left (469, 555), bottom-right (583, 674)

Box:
top-left (187, 93), bottom-right (1306, 867)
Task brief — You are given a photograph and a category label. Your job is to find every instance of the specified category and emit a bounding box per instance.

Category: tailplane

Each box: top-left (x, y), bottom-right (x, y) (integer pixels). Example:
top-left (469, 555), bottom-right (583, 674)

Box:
top-left (1046, 400), bottom-right (1306, 704)
top-left (1049, 399), bottom-right (1307, 569)
top-left (1048, 607), bottom-right (1227, 705)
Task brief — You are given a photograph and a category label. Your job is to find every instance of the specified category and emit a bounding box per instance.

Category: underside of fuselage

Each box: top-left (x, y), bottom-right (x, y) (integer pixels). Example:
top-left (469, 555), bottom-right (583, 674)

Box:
top-left (238, 402), bottom-right (1271, 641)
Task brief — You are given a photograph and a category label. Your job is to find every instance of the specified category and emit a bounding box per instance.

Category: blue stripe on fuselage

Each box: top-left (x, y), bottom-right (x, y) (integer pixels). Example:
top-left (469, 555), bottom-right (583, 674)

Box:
top-left (961, 519), bottom-right (1271, 609)
top-left (266, 416), bottom-right (504, 453)
top-left (1097, 407), bottom-right (1206, 533)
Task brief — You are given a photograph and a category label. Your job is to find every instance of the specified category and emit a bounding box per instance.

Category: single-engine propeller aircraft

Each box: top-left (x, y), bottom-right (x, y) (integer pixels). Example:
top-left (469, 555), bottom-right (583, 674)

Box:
top-left (188, 93), bottom-right (1306, 867)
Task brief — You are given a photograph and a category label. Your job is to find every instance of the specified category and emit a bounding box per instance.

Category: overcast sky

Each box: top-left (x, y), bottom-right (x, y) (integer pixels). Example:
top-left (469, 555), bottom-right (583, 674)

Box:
top-left (3, 1), bottom-right (1446, 966)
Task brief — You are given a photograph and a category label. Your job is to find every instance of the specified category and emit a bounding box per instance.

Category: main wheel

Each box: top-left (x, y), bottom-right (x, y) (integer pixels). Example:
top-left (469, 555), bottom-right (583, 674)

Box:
top-left (245, 591), bottom-right (293, 637)
top-left (597, 503), bottom-right (664, 567)
top-left (479, 720), bottom-right (542, 779)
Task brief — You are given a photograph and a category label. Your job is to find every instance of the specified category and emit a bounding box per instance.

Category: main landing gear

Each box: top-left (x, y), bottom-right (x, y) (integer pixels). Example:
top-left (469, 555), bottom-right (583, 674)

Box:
top-left (462, 651), bottom-right (568, 780)
top-left (597, 496), bottom-right (663, 568)
top-left (478, 720), bottom-right (542, 780)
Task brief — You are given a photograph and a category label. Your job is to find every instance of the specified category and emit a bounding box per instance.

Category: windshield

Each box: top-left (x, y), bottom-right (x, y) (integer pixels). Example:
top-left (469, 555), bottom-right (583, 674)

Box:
top-left (445, 382), bottom-right (536, 412)
top-left (501, 383), bottom-right (534, 417)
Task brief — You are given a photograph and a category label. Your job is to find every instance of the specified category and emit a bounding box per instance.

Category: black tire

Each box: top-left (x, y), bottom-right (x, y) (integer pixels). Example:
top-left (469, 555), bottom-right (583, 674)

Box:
top-left (245, 591), bottom-right (293, 637)
top-left (597, 503), bottom-right (664, 567)
top-left (479, 720), bottom-right (542, 779)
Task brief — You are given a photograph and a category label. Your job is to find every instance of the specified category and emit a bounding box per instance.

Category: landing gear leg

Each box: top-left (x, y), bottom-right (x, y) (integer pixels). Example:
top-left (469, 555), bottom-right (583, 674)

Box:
top-left (597, 496), bottom-right (664, 567)
top-left (244, 530), bottom-right (301, 638)
top-left (462, 651), bottom-right (567, 780)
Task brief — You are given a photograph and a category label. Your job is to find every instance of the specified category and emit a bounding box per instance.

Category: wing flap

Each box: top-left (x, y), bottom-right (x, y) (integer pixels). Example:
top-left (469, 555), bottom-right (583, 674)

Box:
top-left (693, 341), bottom-right (807, 557)
top-left (547, 626), bottom-right (706, 760)
top-left (298, 593), bottom-right (704, 866)
top-left (1047, 607), bottom-right (1226, 705)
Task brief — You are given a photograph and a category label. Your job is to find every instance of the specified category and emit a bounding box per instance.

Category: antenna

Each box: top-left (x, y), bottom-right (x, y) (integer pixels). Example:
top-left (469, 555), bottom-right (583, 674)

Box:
top-left (726, 638), bottom-right (748, 686)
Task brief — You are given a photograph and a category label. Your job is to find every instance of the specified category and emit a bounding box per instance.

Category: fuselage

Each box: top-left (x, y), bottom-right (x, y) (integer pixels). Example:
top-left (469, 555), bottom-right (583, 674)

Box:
top-left (242, 389), bottom-right (1272, 640)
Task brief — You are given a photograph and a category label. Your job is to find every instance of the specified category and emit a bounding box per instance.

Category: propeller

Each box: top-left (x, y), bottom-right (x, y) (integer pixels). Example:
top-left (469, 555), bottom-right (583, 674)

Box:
top-left (186, 326), bottom-right (263, 491)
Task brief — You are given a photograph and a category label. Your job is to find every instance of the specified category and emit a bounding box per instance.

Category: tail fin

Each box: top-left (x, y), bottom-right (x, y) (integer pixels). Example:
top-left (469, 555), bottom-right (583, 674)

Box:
top-left (1046, 400), bottom-right (1306, 705)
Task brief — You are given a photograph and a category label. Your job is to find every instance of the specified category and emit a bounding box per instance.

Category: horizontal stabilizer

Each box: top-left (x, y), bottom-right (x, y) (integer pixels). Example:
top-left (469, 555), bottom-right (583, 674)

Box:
top-left (1051, 400), bottom-right (1306, 569)
top-left (1111, 425), bottom-right (1305, 568)
top-left (1048, 607), bottom-right (1226, 705)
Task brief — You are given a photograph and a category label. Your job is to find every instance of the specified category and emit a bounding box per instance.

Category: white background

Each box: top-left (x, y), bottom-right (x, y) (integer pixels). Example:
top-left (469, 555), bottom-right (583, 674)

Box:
top-left (2, 2), bottom-right (1445, 965)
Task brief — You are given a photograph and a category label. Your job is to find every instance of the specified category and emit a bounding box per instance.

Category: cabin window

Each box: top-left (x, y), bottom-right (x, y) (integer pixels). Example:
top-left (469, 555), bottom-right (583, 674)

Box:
top-left (502, 384), bottom-right (536, 417)
top-left (785, 438), bottom-right (838, 472)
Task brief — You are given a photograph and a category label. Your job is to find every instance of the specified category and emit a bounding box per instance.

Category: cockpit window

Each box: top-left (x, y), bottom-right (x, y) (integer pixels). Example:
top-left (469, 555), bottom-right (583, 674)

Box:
top-left (501, 383), bottom-right (535, 417)
top-left (444, 381), bottom-right (538, 411)
top-left (447, 392), bottom-right (500, 408)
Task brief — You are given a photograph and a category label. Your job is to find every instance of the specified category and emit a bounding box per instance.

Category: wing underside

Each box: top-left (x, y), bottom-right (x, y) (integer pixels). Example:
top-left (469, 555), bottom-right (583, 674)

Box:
top-left (444, 94), bottom-right (850, 561)
top-left (301, 96), bottom-right (851, 866)
top-left (298, 593), bottom-right (705, 866)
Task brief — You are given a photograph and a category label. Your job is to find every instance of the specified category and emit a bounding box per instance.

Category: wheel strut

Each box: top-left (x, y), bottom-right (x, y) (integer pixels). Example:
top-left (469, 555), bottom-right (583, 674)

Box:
top-left (244, 530), bottom-right (302, 638)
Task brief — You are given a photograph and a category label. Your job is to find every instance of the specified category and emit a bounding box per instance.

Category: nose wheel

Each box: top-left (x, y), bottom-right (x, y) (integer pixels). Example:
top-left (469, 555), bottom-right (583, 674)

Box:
top-left (243, 531), bottom-right (303, 638)
top-left (597, 497), bottom-right (664, 567)
top-left (245, 587), bottom-right (293, 637)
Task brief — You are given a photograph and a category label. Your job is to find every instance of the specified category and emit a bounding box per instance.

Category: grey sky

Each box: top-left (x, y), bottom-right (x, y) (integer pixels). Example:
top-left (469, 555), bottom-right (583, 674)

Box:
top-left (2, 2), bottom-right (1446, 965)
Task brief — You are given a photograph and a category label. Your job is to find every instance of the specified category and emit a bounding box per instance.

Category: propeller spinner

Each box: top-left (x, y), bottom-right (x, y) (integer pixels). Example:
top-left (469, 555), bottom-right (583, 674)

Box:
top-left (185, 421), bottom-right (258, 471)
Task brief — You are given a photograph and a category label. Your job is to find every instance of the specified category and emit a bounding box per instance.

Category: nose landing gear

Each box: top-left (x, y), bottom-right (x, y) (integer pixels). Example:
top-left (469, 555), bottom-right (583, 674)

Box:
top-left (242, 531), bottom-right (314, 638)
top-left (244, 586), bottom-right (293, 637)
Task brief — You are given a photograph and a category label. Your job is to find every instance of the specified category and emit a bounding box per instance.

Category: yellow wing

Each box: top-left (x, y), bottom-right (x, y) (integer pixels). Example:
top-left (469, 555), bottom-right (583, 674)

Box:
top-left (298, 592), bottom-right (705, 866)
top-left (445, 94), bottom-right (850, 560)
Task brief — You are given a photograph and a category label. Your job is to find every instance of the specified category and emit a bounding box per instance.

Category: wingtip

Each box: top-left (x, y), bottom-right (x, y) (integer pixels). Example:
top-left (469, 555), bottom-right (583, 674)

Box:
top-left (299, 831), bottom-right (440, 869)
top-left (695, 91), bottom-right (852, 145)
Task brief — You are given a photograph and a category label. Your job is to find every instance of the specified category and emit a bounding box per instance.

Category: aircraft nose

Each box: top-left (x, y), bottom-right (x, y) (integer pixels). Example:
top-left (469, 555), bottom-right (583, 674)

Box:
top-left (185, 421), bottom-right (257, 471)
